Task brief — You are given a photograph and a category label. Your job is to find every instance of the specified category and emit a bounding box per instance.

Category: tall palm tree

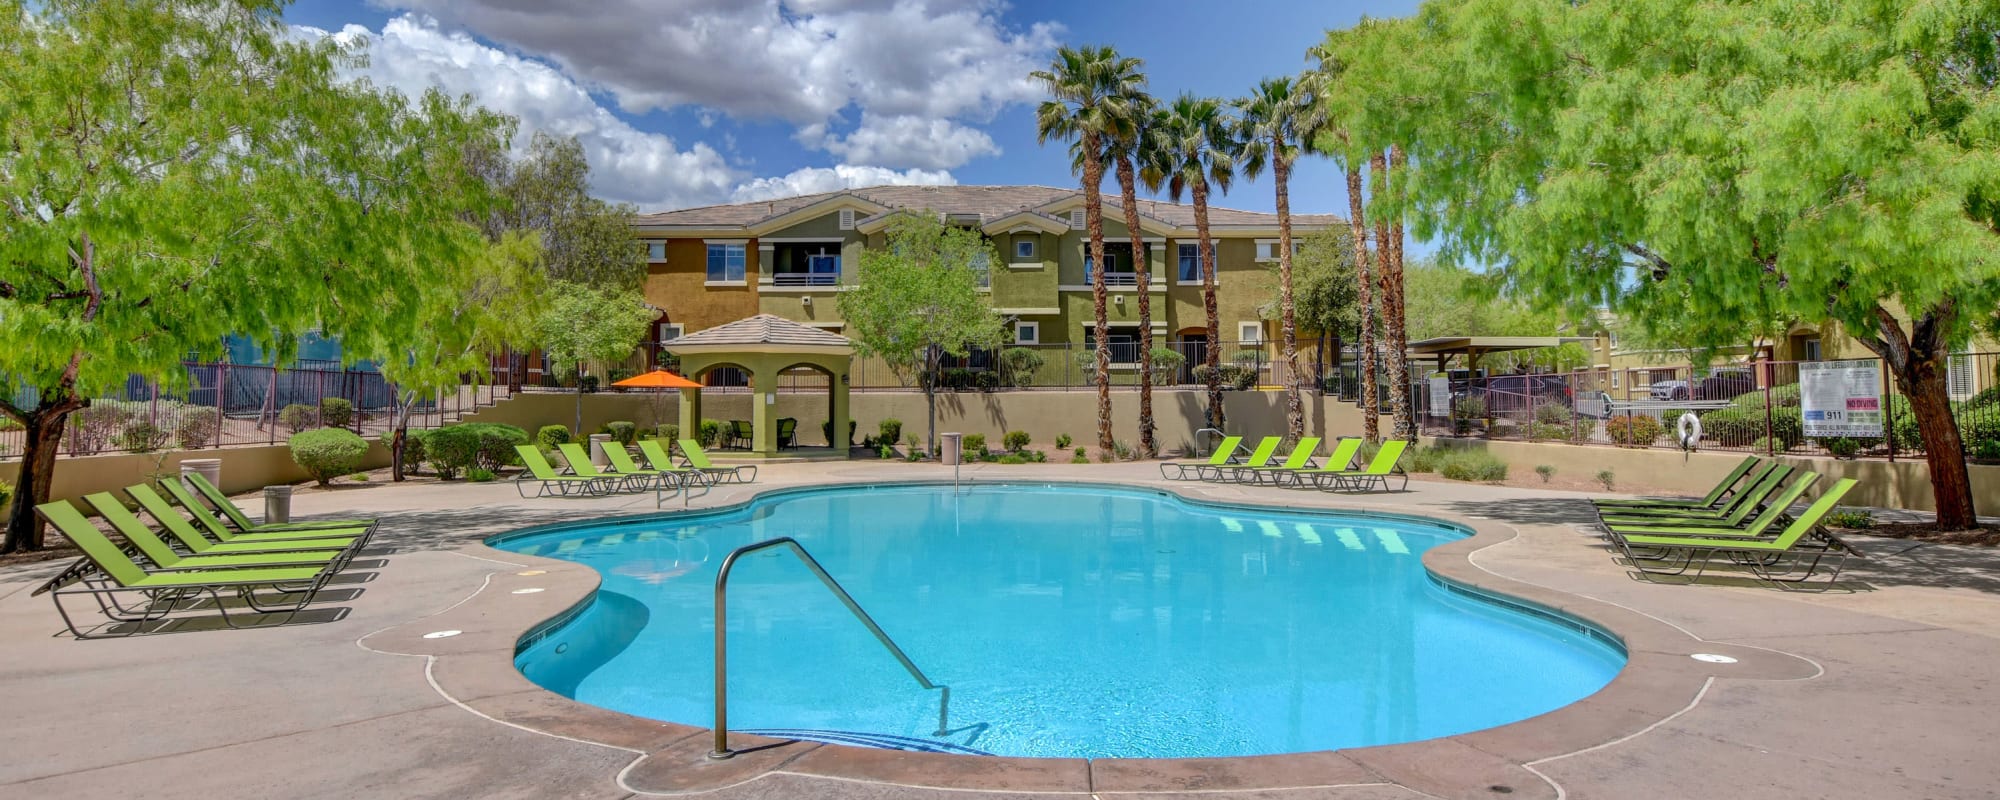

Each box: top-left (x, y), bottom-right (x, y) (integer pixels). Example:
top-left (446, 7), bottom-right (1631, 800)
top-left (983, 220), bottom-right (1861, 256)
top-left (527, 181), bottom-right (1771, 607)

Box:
top-left (1107, 90), bottom-right (1159, 458)
top-left (1145, 94), bottom-right (1237, 433)
top-left (1034, 45), bottom-right (1144, 455)
top-left (1305, 41), bottom-right (1382, 441)
top-left (1236, 76), bottom-right (1314, 442)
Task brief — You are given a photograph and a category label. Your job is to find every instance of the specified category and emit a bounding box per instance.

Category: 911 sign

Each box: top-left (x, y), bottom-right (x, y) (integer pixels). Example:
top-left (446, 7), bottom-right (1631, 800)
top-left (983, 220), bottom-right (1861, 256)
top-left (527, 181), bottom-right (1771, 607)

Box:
top-left (1799, 360), bottom-right (1884, 438)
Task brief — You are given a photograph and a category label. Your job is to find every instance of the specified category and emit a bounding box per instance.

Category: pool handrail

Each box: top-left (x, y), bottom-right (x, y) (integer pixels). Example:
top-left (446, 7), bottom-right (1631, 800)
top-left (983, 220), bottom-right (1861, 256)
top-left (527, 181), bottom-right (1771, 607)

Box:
top-left (709, 536), bottom-right (950, 759)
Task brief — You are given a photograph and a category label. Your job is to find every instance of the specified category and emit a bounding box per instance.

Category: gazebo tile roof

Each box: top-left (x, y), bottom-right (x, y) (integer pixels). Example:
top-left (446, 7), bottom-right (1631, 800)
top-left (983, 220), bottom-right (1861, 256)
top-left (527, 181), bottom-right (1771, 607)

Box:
top-left (667, 314), bottom-right (852, 348)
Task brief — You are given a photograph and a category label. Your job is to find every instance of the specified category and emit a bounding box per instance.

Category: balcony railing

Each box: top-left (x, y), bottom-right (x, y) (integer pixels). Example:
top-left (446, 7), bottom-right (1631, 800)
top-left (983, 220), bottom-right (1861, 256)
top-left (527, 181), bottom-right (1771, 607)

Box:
top-left (771, 272), bottom-right (839, 287)
top-left (1085, 272), bottom-right (1141, 286)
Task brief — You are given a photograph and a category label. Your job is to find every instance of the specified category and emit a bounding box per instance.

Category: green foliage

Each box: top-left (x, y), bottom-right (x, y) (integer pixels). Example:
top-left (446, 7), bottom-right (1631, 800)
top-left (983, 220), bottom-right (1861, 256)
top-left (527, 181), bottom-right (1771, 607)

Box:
top-left (318, 398), bottom-right (354, 429)
top-left (418, 426), bottom-right (480, 480)
top-left (1055, 433), bottom-right (1074, 450)
top-left (1193, 363), bottom-right (1258, 391)
top-left (698, 419), bottom-right (724, 447)
top-left (382, 431), bottom-right (425, 473)
top-left (878, 444), bottom-right (895, 459)
top-left (534, 282), bottom-right (654, 383)
top-left (113, 422), bottom-right (170, 453)
top-left (1148, 347), bottom-right (1186, 385)
top-left (289, 429), bottom-right (369, 487)
top-left (1820, 437), bottom-right (1864, 458)
top-left (997, 453), bottom-right (1030, 465)
top-left (1003, 430), bottom-right (1032, 452)
top-left (1606, 415), bottom-right (1663, 447)
top-left (1533, 403), bottom-right (1574, 426)
top-left (998, 347), bottom-right (1046, 386)
top-left (1436, 449), bottom-right (1508, 482)
top-left (1265, 227), bottom-right (1360, 341)
top-left (1528, 422), bottom-right (1571, 443)
top-left (466, 467), bottom-right (497, 483)
top-left (879, 419), bottom-right (904, 445)
top-left (1453, 396), bottom-right (1488, 419)
top-left (1702, 407), bottom-right (1803, 450)
top-left (483, 132), bottom-right (645, 290)
top-left (176, 414), bottom-right (218, 450)
top-left (963, 433), bottom-right (987, 455)
top-left (1596, 470), bottom-right (1616, 491)
top-left (657, 424), bottom-right (679, 443)
top-left (1826, 508), bottom-right (1875, 529)
top-left (350, 472), bottom-right (370, 482)
top-left (600, 421), bottom-right (637, 446)
top-left (0, 479), bottom-right (10, 513)
top-left (537, 425), bottom-right (572, 450)
top-left (1749, 436), bottom-right (1788, 455)
top-left (457, 423), bottom-right (530, 469)
top-left (1071, 448), bottom-right (1091, 464)
top-left (1534, 464), bottom-right (1556, 483)
top-left (279, 404), bottom-right (318, 435)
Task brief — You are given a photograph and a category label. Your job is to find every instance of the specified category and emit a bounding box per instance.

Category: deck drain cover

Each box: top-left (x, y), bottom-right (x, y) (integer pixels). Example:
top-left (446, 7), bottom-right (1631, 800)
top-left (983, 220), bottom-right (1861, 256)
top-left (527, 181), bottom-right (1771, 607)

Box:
top-left (1691, 653), bottom-right (1738, 664)
top-left (422, 630), bottom-right (462, 639)
top-left (511, 587), bottom-right (546, 595)
top-left (516, 570), bottom-right (547, 576)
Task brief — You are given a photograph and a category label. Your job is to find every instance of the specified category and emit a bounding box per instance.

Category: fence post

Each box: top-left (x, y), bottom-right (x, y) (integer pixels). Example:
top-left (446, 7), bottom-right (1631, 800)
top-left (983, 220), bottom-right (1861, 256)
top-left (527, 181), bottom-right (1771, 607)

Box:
top-left (1763, 359), bottom-right (1774, 457)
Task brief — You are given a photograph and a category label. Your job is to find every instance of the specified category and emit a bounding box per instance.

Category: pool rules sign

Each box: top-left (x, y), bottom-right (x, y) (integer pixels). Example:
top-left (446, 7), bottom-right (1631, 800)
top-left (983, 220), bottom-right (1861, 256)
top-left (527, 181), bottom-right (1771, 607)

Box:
top-left (1799, 360), bottom-right (1885, 438)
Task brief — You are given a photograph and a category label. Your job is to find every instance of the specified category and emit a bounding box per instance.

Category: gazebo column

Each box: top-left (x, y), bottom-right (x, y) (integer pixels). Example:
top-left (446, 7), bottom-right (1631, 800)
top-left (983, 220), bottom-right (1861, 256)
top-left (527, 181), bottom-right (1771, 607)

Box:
top-left (679, 386), bottom-right (703, 443)
top-left (751, 368), bottom-right (778, 457)
top-left (830, 367), bottom-right (851, 450)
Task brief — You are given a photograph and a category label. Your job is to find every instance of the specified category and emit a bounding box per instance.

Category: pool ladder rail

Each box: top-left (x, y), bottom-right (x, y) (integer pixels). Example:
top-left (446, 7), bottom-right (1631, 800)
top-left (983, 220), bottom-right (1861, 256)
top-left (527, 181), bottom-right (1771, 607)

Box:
top-left (708, 536), bottom-right (952, 760)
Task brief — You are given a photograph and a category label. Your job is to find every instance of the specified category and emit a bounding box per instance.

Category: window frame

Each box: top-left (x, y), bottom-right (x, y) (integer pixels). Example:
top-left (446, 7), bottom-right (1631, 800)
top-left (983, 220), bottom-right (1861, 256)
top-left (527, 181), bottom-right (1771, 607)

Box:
top-left (1237, 321), bottom-right (1263, 344)
top-left (1014, 321), bottom-right (1040, 345)
top-left (705, 242), bottom-right (748, 284)
top-left (1177, 243), bottom-right (1201, 283)
top-left (1015, 239), bottom-right (1036, 259)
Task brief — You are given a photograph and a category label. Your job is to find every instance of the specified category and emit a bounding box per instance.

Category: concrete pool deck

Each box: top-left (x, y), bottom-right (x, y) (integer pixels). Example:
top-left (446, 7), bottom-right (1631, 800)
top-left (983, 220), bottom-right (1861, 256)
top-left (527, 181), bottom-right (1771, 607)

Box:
top-left (3, 462), bottom-right (1998, 799)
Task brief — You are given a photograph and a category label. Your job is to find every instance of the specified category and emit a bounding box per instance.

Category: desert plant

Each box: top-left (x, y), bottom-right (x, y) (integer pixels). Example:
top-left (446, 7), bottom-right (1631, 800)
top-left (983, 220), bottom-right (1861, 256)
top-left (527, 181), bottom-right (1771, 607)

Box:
top-left (1596, 469), bottom-right (1616, 491)
top-left (279, 403), bottom-right (317, 434)
top-left (879, 418), bottom-right (904, 445)
top-left (1439, 451), bottom-right (1509, 482)
top-left (463, 423), bottom-right (531, 468)
top-left (176, 413), bottom-right (220, 450)
top-left (318, 397), bottom-right (354, 429)
top-left (1452, 396), bottom-right (1489, 419)
top-left (1532, 402), bottom-right (1574, 426)
top-left (962, 433), bottom-right (987, 455)
top-left (416, 424), bottom-right (529, 479)
top-left (1055, 433), bottom-right (1073, 450)
top-left (1535, 464), bottom-right (1556, 483)
top-left (289, 428), bottom-right (369, 487)
top-left (537, 425), bottom-right (572, 450)
top-left (113, 421), bottom-right (171, 453)
top-left (1003, 430), bottom-right (1031, 452)
top-left (467, 467), bottom-right (497, 482)
top-left (1219, 363), bottom-right (1258, 390)
top-left (1605, 414), bottom-right (1663, 447)
top-left (1070, 448), bottom-right (1090, 464)
top-left (1826, 508), bottom-right (1875, 529)
top-left (600, 420), bottom-right (637, 446)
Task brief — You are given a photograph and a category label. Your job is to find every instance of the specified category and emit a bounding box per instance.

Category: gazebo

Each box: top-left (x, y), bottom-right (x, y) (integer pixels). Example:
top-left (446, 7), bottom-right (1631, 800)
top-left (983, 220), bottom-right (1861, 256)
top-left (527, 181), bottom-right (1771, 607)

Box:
top-left (664, 315), bottom-right (853, 460)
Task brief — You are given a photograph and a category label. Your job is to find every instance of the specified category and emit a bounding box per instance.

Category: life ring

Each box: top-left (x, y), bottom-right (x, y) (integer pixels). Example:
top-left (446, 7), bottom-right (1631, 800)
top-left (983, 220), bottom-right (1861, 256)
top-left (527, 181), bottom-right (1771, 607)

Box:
top-left (1676, 411), bottom-right (1703, 451)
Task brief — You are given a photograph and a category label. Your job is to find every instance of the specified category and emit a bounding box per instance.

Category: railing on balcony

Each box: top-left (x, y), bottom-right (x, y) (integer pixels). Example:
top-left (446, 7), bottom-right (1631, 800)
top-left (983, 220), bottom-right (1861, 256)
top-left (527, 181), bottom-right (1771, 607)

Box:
top-left (771, 272), bottom-right (839, 287)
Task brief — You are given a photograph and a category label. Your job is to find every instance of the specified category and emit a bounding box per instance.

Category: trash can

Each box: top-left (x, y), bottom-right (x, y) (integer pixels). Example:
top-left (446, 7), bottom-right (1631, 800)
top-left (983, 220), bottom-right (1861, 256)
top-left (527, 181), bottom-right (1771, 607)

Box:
top-left (263, 485), bottom-right (293, 525)
top-left (940, 432), bottom-right (963, 466)
top-left (180, 458), bottom-right (222, 493)
top-left (588, 433), bottom-right (614, 466)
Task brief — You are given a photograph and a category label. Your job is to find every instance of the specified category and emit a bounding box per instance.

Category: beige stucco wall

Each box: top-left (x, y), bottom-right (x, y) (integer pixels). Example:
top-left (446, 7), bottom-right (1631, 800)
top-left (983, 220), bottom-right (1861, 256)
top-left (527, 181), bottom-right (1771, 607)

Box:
top-left (0, 441), bottom-right (391, 509)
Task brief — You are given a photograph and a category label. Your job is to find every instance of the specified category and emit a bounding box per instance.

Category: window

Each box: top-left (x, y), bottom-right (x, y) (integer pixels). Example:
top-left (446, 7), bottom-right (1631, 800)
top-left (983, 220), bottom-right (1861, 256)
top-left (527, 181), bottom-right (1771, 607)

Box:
top-left (1254, 240), bottom-right (1301, 262)
top-left (1802, 337), bottom-right (1822, 362)
top-left (838, 209), bottom-right (856, 230)
top-left (1083, 327), bottom-right (1141, 363)
top-left (1015, 321), bottom-right (1039, 345)
top-left (656, 322), bottom-right (683, 344)
top-left (1612, 371), bottom-right (1622, 389)
top-left (642, 241), bottom-right (666, 262)
top-left (1015, 239), bottom-right (1036, 259)
top-left (1083, 253), bottom-right (1118, 282)
top-left (1948, 352), bottom-right (1975, 400)
top-left (1177, 243), bottom-right (1200, 282)
top-left (706, 243), bottom-right (746, 282)
top-left (1238, 321), bottom-right (1262, 344)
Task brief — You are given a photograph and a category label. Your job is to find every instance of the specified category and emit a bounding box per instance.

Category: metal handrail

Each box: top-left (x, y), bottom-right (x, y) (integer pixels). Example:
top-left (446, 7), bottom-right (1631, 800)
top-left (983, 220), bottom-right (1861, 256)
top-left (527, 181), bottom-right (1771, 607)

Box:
top-left (1194, 427), bottom-right (1226, 457)
top-left (709, 537), bottom-right (950, 759)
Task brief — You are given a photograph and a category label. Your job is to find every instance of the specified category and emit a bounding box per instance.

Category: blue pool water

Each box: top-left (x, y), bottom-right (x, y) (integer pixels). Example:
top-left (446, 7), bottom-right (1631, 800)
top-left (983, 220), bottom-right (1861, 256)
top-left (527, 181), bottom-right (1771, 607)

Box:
top-left (500, 483), bottom-right (1624, 759)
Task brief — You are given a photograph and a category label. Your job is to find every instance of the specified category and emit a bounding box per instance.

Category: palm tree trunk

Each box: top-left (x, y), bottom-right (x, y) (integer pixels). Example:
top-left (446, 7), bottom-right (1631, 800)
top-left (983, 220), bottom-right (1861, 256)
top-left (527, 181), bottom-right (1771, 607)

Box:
top-left (1274, 145), bottom-right (1303, 443)
top-left (1194, 180), bottom-right (1224, 432)
top-left (1369, 151), bottom-right (1398, 440)
top-left (1084, 131), bottom-right (1113, 453)
top-left (1384, 145), bottom-right (1413, 441)
top-left (1347, 161), bottom-right (1378, 442)
top-left (1117, 155), bottom-right (1156, 458)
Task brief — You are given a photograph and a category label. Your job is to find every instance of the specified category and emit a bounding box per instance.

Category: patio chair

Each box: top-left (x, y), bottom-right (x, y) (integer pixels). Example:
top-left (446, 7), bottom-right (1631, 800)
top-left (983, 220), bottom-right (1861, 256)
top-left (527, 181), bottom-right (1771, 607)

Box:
top-left (124, 485), bottom-right (364, 570)
top-left (32, 501), bottom-right (341, 638)
top-left (1593, 456), bottom-right (1761, 512)
top-left (1230, 437), bottom-right (1323, 485)
top-left (1158, 435), bottom-right (1244, 480)
top-left (1311, 439), bottom-right (1412, 493)
top-left (676, 439), bottom-right (759, 483)
top-left (513, 445), bottom-right (614, 498)
top-left (730, 420), bottom-right (753, 450)
top-left (601, 443), bottom-right (679, 490)
top-left (1616, 478), bottom-right (1862, 587)
top-left (558, 443), bottom-right (648, 492)
top-left (778, 418), bottom-right (798, 449)
top-left (636, 439), bottom-right (715, 488)
top-left (1604, 471), bottom-right (1820, 542)
top-left (82, 493), bottom-right (349, 573)
top-left (1598, 464), bottom-right (1792, 528)
top-left (1195, 437), bottom-right (1281, 482)
top-left (1269, 438), bottom-right (1364, 488)
top-left (183, 473), bottom-right (369, 532)
top-left (154, 479), bottom-right (375, 548)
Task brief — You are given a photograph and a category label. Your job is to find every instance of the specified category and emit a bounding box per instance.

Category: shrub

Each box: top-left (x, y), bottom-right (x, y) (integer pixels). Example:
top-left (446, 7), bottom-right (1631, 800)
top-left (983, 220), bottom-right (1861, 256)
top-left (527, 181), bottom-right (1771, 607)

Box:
top-left (382, 431), bottom-right (426, 472)
top-left (114, 422), bottom-right (171, 453)
top-left (1606, 414), bottom-right (1663, 447)
top-left (1453, 396), bottom-right (1489, 419)
top-left (997, 454), bottom-right (1029, 465)
top-left (879, 418), bottom-right (904, 445)
top-left (537, 425), bottom-right (571, 450)
top-left (66, 402), bottom-right (132, 455)
top-left (963, 433), bottom-right (987, 455)
top-left (1528, 422), bottom-right (1571, 442)
top-left (578, 375), bottom-right (600, 393)
top-left (457, 423), bottom-right (530, 469)
top-left (1148, 347), bottom-right (1186, 384)
top-left (418, 426), bottom-right (481, 479)
top-left (1070, 449), bottom-right (1090, 464)
top-left (1055, 433), bottom-right (1073, 450)
top-left (656, 423), bottom-right (679, 443)
top-left (1749, 435), bottom-right (1788, 454)
top-left (1533, 402), bottom-right (1574, 426)
top-left (290, 428), bottom-right (368, 486)
top-left (0, 416), bottom-right (19, 431)
top-left (319, 397), bottom-right (354, 429)
top-left (1408, 444), bottom-right (1452, 473)
top-left (999, 347), bottom-right (1046, 386)
top-left (467, 467), bottom-right (497, 483)
top-left (699, 419), bottom-right (725, 447)
top-left (1700, 406), bottom-right (1802, 449)
top-left (1439, 451), bottom-right (1508, 482)
top-left (1817, 436), bottom-right (1864, 458)
top-left (176, 413), bottom-right (219, 449)
top-left (1003, 430), bottom-right (1031, 452)
top-left (0, 479), bottom-right (12, 513)
top-left (878, 444), bottom-right (894, 459)
top-left (1826, 508), bottom-right (1875, 529)
top-left (279, 403), bottom-right (317, 434)
top-left (350, 472), bottom-right (370, 482)
top-left (1535, 464), bottom-right (1556, 483)
top-left (1976, 438), bottom-right (2000, 462)
top-left (974, 371), bottom-right (1000, 391)
top-left (1218, 364), bottom-right (1258, 391)
top-left (1596, 469), bottom-right (1616, 491)
top-left (600, 421), bottom-right (637, 446)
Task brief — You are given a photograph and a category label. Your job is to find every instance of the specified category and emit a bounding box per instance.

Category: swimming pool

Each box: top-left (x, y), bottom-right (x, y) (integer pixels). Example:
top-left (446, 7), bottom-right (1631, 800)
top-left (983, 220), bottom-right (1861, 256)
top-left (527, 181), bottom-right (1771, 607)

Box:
top-left (498, 483), bottom-right (1624, 759)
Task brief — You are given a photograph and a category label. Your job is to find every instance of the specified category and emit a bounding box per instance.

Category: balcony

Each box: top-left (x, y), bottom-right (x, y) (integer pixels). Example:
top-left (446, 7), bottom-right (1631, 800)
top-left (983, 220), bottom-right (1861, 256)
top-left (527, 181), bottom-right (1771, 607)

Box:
top-left (771, 272), bottom-right (839, 287)
top-left (1083, 271), bottom-right (1141, 287)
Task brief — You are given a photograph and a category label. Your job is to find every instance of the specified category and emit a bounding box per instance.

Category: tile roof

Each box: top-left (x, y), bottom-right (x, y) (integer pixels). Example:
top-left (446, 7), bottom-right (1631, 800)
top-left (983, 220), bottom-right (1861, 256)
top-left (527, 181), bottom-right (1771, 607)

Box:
top-left (665, 314), bottom-right (851, 349)
top-left (632, 185), bottom-right (1338, 229)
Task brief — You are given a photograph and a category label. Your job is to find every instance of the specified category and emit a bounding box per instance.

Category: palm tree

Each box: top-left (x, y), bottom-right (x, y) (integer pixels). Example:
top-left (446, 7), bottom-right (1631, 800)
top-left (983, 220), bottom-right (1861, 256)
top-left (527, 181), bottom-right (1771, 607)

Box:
top-left (1145, 94), bottom-right (1237, 434)
top-left (1107, 90), bottom-right (1160, 458)
top-left (1382, 144), bottom-right (1413, 440)
top-left (1305, 42), bottom-right (1381, 442)
top-left (1235, 76), bottom-right (1314, 442)
top-left (1034, 45), bottom-right (1144, 455)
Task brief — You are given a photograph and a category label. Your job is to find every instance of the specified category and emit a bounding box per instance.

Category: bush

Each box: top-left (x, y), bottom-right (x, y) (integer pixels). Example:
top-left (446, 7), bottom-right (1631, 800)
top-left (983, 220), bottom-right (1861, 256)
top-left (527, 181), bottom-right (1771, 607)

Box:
top-left (176, 413), bottom-right (219, 449)
top-left (382, 431), bottom-right (425, 472)
top-left (600, 421), bottom-right (637, 446)
top-left (458, 423), bottom-right (530, 469)
top-left (65, 402), bottom-right (131, 455)
top-left (467, 467), bottom-right (496, 482)
top-left (578, 375), bottom-right (600, 393)
top-left (1700, 406), bottom-right (1802, 449)
top-left (1055, 433), bottom-right (1073, 450)
top-left (1596, 469), bottom-right (1616, 490)
top-left (537, 425), bottom-right (572, 450)
top-left (878, 444), bottom-right (895, 459)
top-left (1827, 508), bottom-right (1875, 529)
top-left (1533, 402), bottom-right (1574, 426)
top-left (999, 347), bottom-right (1046, 386)
top-left (1453, 396), bottom-right (1489, 419)
top-left (1535, 464), bottom-right (1556, 483)
top-left (1149, 347), bottom-right (1186, 384)
top-left (657, 423), bottom-right (679, 443)
top-left (879, 418), bottom-right (904, 445)
top-left (997, 454), bottom-right (1029, 465)
top-left (319, 397), bottom-right (354, 429)
top-left (1070, 448), bottom-right (1090, 464)
top-left (279, 403), bottom-right (317, 434)
top-left (1439, 450), bottom-right (1509, 482)
top-left (290, 428), bottom-right (369, 486)
top-left (1819, 437), bottom-right (1864, 458)
top-left (1976, 438), bottom-right (2000, 462)
top-left (1528, 422), bottom-right (1571, 442)
top-left (350, 472), bottom-right (370, 482)
top-left (114, 422), bottom-right (171, 453)
top-left (0, 479), bottom-right (12, 513)
top-left (1749, 435), bottom-right (1789, 454)
top-left (975, 371), bottom-right (1000, 391)
top-left (1606, 414), bottom-right (1663, 447)
top-left (1003, 430), bottom-right (1031, 452)
top-left (963, 433), bottom-right (987, 455)
top-left (1219, 364), bottom-right (1258, 391)
top-left (699, 419), bottom-right (725, 447)
top-left (418, 426), bottom-right (481, 479)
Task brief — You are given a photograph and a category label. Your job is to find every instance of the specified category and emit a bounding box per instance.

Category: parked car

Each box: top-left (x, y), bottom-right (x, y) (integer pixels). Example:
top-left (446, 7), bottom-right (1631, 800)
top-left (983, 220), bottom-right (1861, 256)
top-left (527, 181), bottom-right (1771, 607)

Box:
top-left (1452, 373), bottom-right (1573, 416)
top-left (1649, 368), bottom-right (1756, 402)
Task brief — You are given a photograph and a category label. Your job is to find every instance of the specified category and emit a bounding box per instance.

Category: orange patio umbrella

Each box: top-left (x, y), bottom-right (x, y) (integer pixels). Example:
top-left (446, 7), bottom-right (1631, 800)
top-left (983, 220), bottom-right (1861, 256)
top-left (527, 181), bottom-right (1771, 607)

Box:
top-left (611, 369), bottom-right (703, 389)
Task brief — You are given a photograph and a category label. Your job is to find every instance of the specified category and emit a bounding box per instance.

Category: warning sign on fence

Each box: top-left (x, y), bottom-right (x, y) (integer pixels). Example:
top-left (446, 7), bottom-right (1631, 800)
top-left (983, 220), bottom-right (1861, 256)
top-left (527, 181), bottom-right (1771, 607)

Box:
top-left (1799, 359), bottom-right (1884, 438)
top-left (1429, 376), bottom-right (1450, 417)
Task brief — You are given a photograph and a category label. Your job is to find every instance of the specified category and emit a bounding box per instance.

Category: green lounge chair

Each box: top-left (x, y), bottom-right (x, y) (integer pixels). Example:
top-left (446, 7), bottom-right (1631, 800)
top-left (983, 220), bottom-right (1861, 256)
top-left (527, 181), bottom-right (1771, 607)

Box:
top-left (1271, 438), bottom-right (1364, 488)
top-left (156, 479), bottom-right (373, 546)
top-left (82, 493), bottom-right (347, 573)
top-left (1313, 440), bottom-right (1411, 492)
top-left (1196, 437), bottom-right (1280, 482)
top-left (1595, 461), bottom-right (1782, 522)
top-left (513, 445), bottom-right (613, 498)
top-left (1232, 437), bottom-right (1323, 485)
top-left (1594, 456), bottom-right (1761, 512)
top-left (1599, 464), bottom-right (1793, 528)
top-left (676, 440), bottom-right (758, 483)
top-left (1159, 435), bottom-right (1244, 480)
top-left (637, 439), bottom-right (714, 488)
top-left (601, 443), bottom-right (679, 490)
top-left (1616, 478), bottom-right (1862, 586)
top-left (129, 484), bottom-right (364, 568)
top-left (32, 501), bottom-right (339, 638)
top-left (1606, 471), bottom-right (1820, 542)
top-left (558, 443), bottom-right (648, 493)
top-left (184, 473), bottom-right (369, 532)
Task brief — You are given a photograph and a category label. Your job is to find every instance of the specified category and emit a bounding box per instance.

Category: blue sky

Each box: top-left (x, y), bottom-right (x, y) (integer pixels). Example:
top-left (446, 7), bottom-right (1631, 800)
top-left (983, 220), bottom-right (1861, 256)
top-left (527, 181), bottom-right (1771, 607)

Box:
top-left (286, 0), bottom-right (1422, 232)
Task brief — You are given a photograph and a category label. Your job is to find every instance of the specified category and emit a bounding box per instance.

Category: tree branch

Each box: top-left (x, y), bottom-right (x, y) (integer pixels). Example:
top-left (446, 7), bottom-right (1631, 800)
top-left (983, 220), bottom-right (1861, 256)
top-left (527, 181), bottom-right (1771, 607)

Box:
top-left (1622, 243), bottom-right (1673, 279)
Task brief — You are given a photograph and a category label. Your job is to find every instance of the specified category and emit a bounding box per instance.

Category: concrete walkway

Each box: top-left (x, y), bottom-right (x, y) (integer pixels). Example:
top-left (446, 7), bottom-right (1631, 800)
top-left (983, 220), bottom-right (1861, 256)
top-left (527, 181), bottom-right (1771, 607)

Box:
top-left (3, 462), bottom-right (1997, 799)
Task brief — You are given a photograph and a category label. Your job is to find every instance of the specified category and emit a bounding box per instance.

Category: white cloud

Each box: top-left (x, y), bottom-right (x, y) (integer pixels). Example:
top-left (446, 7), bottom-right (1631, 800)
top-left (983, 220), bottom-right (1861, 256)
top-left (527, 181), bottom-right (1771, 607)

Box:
top-left (730, 165), bottom-right (955, 203)
top-left (819, 114), bottom-right (1000, 170)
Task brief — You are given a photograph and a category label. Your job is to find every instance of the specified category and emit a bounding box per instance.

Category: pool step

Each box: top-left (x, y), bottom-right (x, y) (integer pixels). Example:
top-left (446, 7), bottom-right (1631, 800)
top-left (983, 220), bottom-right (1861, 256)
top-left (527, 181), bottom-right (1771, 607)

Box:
top-left (739, 728), bottom-right (993, 756)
